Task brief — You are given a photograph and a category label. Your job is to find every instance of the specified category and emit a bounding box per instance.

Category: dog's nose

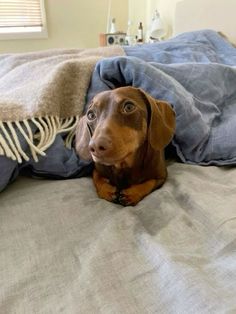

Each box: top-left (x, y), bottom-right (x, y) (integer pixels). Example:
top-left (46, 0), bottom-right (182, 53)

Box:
top-left (89, 137), bottom-right (112, 156)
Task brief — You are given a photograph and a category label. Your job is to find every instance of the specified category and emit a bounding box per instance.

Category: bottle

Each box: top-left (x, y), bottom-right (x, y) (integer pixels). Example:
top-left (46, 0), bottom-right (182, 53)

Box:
top-left (110, 18), bottom-right (116, 33)
top-left (137, 22), bottom-right (144, 43)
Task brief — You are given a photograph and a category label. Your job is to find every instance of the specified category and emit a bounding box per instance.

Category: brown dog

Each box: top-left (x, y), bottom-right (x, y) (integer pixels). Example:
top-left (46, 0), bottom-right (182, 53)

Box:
top-left (75, 86), bottom-right (175, 206)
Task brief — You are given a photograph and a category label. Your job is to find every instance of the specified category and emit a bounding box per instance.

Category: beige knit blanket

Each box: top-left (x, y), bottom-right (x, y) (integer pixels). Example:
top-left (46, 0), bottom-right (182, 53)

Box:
top-left (0, 46), bottom-right (125, 163)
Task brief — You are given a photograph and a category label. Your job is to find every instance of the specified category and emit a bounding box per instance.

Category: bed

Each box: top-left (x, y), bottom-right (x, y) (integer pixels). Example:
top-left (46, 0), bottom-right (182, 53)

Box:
top-left (1, 0), bottom-right (236, 313)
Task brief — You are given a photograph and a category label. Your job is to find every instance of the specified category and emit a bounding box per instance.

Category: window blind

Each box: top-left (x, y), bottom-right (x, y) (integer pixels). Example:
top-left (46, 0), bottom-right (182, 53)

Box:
top-left (0, 0), bottom-right (43, 28)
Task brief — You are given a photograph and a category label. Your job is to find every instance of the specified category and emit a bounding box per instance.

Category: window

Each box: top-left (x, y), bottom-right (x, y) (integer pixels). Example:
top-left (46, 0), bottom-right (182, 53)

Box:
top-left (0, 0), bottom-right (47, 39)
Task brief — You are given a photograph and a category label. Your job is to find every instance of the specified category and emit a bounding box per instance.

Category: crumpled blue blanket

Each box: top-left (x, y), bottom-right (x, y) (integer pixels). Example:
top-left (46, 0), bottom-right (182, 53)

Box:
top-left (87, 30), bottom-right (236, 165)
top-left (1, 30), bottom-right (236, 192)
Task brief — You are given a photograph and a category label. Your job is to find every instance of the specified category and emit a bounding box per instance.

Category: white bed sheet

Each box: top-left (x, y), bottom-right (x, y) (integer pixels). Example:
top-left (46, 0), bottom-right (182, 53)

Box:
top-left (1, 162), bottom-right (236, 313)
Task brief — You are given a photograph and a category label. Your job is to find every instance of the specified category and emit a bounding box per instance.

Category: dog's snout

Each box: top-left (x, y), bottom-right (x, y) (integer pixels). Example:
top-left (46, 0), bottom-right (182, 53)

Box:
top-left (89, 136), bottom-right (112, 156)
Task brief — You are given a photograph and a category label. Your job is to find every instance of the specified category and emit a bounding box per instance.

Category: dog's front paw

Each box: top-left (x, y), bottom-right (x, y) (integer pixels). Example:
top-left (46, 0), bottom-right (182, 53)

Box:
top-left (118, 187), bottom-right (142, 206)
top-left (97, 182), bottom-right (118, 203)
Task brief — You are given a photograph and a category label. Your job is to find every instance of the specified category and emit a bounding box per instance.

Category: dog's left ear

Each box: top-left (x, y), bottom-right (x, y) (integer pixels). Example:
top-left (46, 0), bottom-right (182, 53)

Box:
top-left (139, 89), bottom-right (176, 151)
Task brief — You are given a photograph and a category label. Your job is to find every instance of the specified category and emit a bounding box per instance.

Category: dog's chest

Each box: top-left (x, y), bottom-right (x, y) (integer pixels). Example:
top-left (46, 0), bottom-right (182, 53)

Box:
top-left (110, 168), bottom-right (131, 190)
top-left (104, 166), bottom-right (144, 190)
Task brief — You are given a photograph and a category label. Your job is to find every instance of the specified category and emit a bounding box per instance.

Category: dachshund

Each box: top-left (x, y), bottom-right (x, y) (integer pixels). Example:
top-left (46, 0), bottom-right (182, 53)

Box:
top-left (75, 86), bottom-right (175, 206)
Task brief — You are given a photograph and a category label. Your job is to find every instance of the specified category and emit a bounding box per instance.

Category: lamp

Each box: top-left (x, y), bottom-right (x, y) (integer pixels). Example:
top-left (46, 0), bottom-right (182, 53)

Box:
top-left (149, 10), bottom-right (166, 41)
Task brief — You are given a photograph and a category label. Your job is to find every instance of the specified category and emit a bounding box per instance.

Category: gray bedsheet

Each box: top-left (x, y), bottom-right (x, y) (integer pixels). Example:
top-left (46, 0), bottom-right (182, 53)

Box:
top-left (1, 162), bottom-right (236, 313)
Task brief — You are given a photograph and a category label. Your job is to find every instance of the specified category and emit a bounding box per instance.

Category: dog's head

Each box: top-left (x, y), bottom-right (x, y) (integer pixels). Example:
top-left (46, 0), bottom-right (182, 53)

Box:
top-left (75, 87), bottom-right (175, 168)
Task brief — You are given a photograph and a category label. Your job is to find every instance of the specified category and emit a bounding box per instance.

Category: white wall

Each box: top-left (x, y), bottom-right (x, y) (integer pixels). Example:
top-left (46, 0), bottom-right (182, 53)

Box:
top-left (0, 0), bottom-right (186, 53)
top-left (128, 0), bottom-right (182, 40)
top-left (128, 0), bottom-right (146, 37)
top-left (0, 0), bottom-right (128, 53)
top-left (157, 0), bottom-right (183, 36)
top-left (144, 0), bottom-right (235, 39)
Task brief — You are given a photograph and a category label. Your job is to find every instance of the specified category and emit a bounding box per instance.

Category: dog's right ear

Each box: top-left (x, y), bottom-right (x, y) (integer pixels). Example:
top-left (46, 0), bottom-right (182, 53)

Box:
top-left (75, 115), bottom-right (92, 161)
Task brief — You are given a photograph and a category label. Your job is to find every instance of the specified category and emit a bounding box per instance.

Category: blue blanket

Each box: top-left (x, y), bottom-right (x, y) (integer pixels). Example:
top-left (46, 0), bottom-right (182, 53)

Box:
top-left (87, 30), bottom-right (236, 165)
top-left (1, 30), bottom-right (236, 192)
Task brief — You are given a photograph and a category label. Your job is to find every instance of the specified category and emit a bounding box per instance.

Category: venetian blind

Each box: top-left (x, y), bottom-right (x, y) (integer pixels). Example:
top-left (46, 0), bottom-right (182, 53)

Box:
top-left (0, 0), bottom-right (43, 28)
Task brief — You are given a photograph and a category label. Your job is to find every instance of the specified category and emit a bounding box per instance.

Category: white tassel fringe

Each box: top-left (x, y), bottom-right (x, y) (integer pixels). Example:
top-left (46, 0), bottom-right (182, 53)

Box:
top-left (0, 115), bottom-right (79, 163)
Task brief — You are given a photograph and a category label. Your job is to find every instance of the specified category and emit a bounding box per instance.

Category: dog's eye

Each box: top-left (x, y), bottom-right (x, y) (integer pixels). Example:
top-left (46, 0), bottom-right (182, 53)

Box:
top-left (87, 110), bottom-right (96, 121)
top-left (123, 102), bottom-right (136, 113)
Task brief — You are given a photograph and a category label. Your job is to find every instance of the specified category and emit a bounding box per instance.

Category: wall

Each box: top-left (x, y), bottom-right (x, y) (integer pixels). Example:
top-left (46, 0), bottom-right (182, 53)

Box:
top-left (0, 0), bottom-right (184, 53)
top-left (157, 0), bottom-right (183, 36)
top-left (128, 0), bottom-right (146, 38)
top-left (128, 0), bottom-right (182, 40)
top-left (0, 0), bottom-right (128, 53)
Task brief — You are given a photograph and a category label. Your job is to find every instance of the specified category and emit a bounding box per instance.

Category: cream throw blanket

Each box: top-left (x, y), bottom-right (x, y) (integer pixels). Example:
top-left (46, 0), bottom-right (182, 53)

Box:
top-left (0, 46), bottom-right (125, 163)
